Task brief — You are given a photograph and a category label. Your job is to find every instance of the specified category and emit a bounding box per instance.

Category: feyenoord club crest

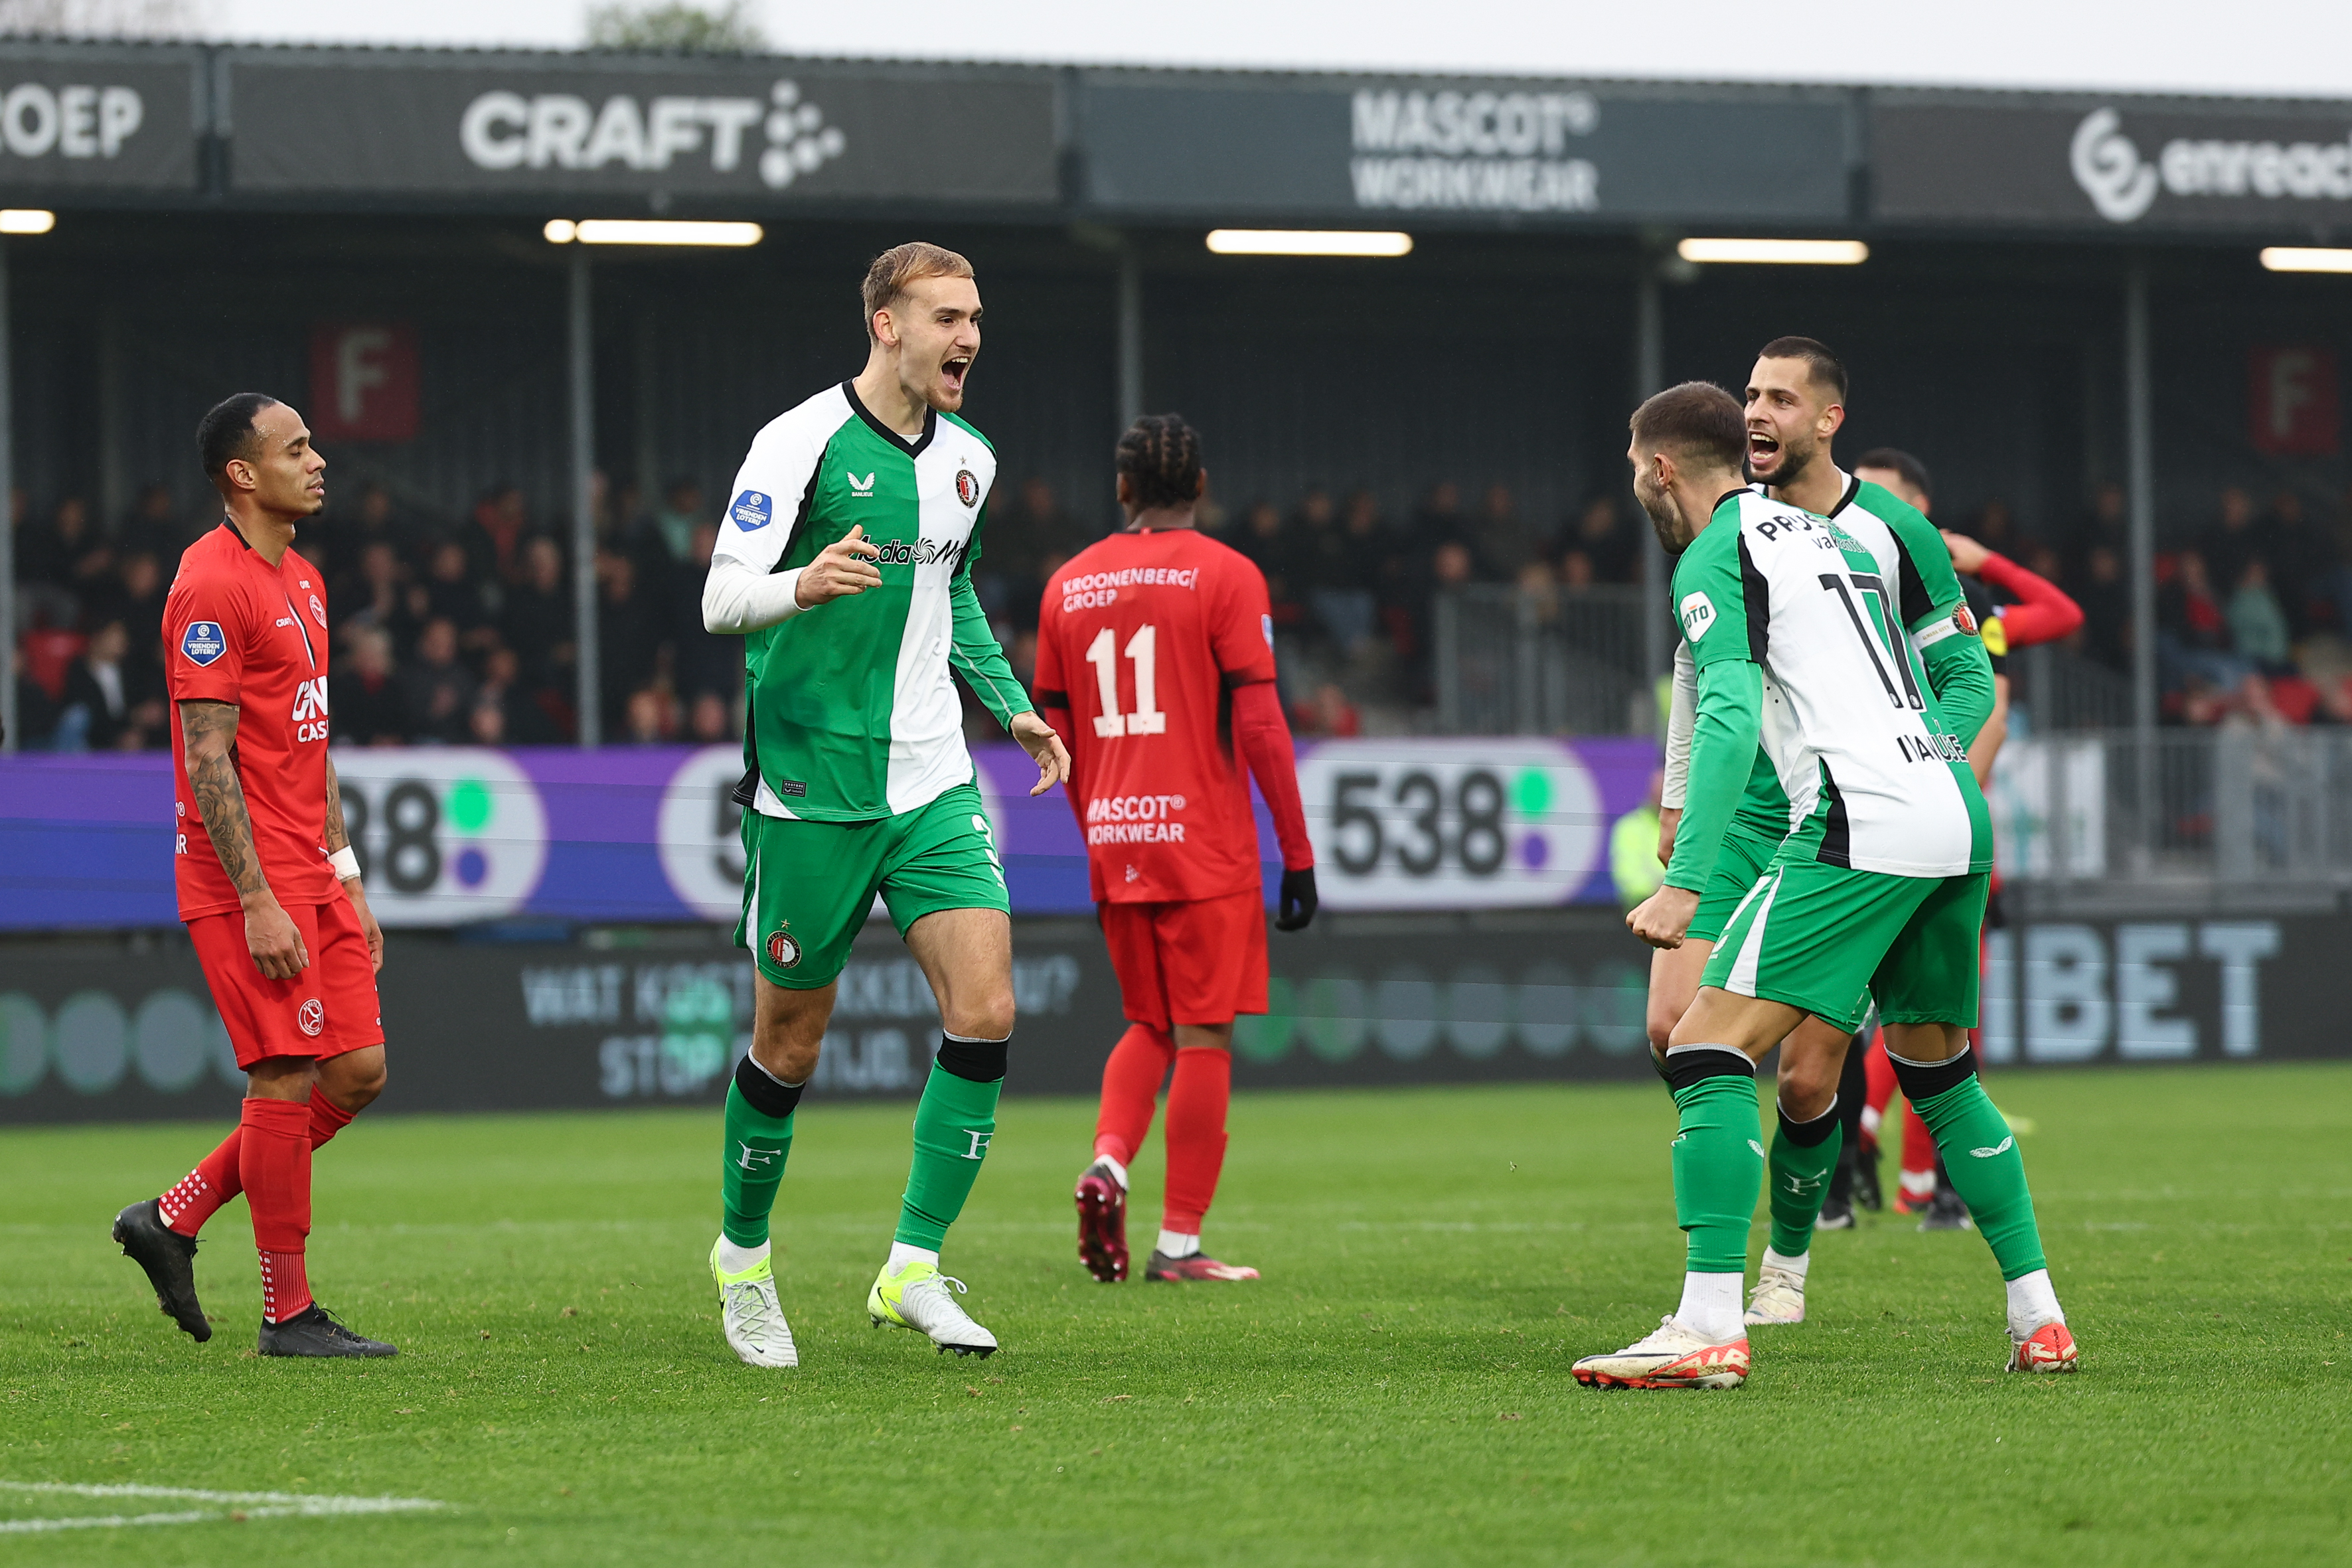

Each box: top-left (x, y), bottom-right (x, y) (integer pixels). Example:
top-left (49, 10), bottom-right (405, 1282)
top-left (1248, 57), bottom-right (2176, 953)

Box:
top-left (1952, 603), bottom-right (1979, 636)
top-left (955, 469), bottom-right (980, 508)
top-left (765, 927), bottom-right (803, 969)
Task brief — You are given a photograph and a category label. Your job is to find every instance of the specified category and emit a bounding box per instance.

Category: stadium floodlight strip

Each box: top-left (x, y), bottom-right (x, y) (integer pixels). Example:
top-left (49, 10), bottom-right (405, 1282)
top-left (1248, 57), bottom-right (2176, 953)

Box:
top-left (1677, 237), bottom-right (1869, 266)
top-left (544, 218), bottom-right (764, 248)
top-left (2260, 246), bottom-right (2352, 274)
top-left (1205, 229), bottom-right (1414, 257)
top-left (0, 209), bottom-right (55, 234)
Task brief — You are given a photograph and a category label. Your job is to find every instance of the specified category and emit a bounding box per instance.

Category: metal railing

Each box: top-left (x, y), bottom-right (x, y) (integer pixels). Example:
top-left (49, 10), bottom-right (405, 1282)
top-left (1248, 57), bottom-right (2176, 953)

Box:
top-left (1433, 584), bottom-right (1654, 736)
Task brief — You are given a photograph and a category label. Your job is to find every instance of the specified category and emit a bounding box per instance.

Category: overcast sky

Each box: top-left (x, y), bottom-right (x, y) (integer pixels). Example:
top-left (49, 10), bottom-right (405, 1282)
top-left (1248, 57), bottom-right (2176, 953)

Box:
top-left (202, 0), bottom-right (2352, 100)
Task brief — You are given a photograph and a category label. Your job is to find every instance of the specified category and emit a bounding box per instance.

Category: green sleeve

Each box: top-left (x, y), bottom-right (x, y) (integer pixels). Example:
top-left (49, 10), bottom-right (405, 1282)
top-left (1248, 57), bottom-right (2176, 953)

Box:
top-left (1921, 631), bottom-right (1996, 747)
top-left (1671, 499), bottom-right (1757, 671)
top-left (1664, 659), bottom-right (1763, 894)
top-left (947, 509), bottom-right (1031, 730)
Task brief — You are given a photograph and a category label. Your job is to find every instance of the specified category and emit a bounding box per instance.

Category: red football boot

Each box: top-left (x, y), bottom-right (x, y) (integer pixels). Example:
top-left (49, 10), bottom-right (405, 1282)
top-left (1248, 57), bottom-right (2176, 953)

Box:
top-left (1075, 1162), bottom-right (1128, 1283)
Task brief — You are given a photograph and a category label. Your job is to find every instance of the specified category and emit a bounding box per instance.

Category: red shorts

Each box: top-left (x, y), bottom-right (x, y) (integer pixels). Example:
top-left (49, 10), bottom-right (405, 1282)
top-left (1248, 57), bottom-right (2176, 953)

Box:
top-left (187, 896), bottom-right (384, 1069)
top-left (1101, 888), bottom-right (1269, 1032)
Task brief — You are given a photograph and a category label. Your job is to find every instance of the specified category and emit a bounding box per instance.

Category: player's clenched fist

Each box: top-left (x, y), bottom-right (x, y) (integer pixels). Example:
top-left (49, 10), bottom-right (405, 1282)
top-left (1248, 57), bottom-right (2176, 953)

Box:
top-left (1626, 883), bottom-right (1701, 951)
top-left (794, 524), bottom-right (885, 608)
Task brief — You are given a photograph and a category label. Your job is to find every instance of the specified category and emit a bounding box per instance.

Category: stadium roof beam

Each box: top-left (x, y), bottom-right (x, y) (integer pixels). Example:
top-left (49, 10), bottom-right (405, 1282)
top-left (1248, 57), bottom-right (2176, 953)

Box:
top-left (1676, 238), bottom-right (1867, 266)
top-left (1204, 230), bottom-right (1413, 257)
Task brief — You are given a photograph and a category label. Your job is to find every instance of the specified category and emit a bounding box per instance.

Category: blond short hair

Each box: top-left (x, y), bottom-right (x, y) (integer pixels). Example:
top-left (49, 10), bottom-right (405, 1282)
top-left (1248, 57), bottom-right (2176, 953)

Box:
top-left (861, 242), bottom-right (975, 341)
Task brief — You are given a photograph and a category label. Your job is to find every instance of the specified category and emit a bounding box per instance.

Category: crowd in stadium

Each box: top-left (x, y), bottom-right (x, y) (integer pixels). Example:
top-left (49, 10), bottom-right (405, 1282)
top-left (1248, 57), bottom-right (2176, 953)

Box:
top-left (11, 469), bottom-right (2352, 749)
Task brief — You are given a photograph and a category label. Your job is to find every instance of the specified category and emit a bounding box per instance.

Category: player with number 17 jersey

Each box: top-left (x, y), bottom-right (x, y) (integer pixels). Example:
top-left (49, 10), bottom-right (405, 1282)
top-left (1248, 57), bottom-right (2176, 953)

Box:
top-left (1036, 416), bottom-right (1315, 1287)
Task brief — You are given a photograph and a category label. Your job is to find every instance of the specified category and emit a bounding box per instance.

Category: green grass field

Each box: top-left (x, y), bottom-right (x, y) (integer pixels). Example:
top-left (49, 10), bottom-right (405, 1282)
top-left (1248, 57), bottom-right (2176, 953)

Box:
top-left (2, 1064), bottom-right (2348, 1565)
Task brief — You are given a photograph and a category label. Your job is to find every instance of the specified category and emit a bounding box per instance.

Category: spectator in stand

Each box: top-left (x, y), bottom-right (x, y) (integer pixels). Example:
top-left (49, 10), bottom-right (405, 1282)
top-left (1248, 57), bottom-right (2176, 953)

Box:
top-left (2157, 550), bottom-right (2249, 696)
top-left (464, 482), bottom-right (530, 584)
top-left (1968, 498), bottom-right (2021, 558)
top-left (22, 496), bottom-right (110, 603)
top-left (2073, 544), bottom-right (2130, 671)
top-left (471, 645), bottom-right (564, 745)
top-left (1289, 486), bottom-right (1342, 600)
top-left (422, 538), bottom-right (498, 654)
top-left (2260, 489), bottom-right (2337, 637)
top-left (671, 521), bottom-right (741, 706)
top-left (56, 620), bottom-right (163, 751)
top-left (502, 534), bottom-right (576, 694)
top-left (400, 617), bottom-right (478, 744)
top-left (2199, 487), bottom-right (2260, 594)
top-left (1567, 494), bottom-right (1636, 584)
top-left (327, 484), bottom-right (423, 611)
top-left (1558, 549), bottom-right (1597, 590)
top-left (2226, 558), bottom-right (2295, 674)
top-left (331, 626), bottom-right (410, 746)
top-left (1414, 480), bottom-right (1468, 552)
top-left (119, 482), bottom-right (188, 564)
top-left (2068, 481), bottom-right (2127, 584)
top-left (86, 550), bottom-right (167, 666)
top-left (622, 685), bottom-right (673, 744)
top-left (1308, 491), bottom-right (1381, 657)
top-left (1470, 482), bottom-right (1539, 580)
top-left (338, 540), bottom-right (410, 653)
top-left (596, 549), bottom-right (661, 733)
top-left (688, 690), bottom-right (732, 745)
top-left (653, 477), bottom-right (704, 563)
top-left (1292, 681), bottom-right (1362, 738)
top-left (1235, 501), bottom-right (1305, 633)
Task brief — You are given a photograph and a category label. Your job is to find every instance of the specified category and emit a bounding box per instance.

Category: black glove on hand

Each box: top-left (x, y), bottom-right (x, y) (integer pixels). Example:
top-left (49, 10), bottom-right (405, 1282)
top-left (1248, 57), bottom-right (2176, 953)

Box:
top-left (1275, 866), bottom-right (1318, 932)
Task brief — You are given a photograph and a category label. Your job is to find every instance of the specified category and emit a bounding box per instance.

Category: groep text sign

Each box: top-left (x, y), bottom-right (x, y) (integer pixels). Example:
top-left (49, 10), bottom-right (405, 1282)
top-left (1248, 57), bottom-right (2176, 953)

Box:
top-left (224, 52), bottom-right (1058, 206)
top-left (0, 46), bottom-right (198, 193)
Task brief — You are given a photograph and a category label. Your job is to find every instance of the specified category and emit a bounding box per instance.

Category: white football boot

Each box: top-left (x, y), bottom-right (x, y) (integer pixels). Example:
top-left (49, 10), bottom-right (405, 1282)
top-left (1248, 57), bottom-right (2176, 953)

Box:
top-left (868, 1258), bottom-right (998, 1358)
top-left (1743, 1263), bottom-right (1807, 1326)
top-left (1572, 1316), bottom-right (1751, 1389)
top-left (710, 1239), bottom-right (798, 1369)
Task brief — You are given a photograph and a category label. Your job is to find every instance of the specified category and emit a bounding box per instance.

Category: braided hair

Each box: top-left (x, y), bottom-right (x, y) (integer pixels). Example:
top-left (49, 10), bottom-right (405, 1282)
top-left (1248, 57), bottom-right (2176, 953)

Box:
top-left (1115, 414), bottom-right (1204, 512)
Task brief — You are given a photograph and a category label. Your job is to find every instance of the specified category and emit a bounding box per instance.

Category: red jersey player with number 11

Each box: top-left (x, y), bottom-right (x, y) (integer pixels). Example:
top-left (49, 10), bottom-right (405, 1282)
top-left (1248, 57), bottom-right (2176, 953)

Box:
top-left (1036, 416), bottom-right (1317, 1285)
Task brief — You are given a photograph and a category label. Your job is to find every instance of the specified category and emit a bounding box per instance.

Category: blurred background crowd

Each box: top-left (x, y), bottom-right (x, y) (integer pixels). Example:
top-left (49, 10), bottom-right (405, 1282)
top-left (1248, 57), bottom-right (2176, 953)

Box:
top-left (13, 465), bottom-right (2352, 751)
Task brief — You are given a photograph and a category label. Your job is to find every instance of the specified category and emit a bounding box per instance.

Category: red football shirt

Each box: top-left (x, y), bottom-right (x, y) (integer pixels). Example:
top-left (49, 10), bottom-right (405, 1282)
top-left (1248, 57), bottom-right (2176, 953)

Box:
top-left (1036, 527), bottom-right (1278, 904)
top-left (165, 521), bottom-right (339, 920)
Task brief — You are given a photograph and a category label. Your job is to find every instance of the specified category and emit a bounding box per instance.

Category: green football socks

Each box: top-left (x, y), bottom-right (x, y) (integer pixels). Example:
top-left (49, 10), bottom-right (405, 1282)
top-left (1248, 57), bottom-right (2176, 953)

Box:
top-left (894, 1055), bottom-right (1005, 1251)
top-left (1914, 1075), bottom-right (2048, 1281)
top-left (720, 1079), bottom-right (795, 1249)
top-left (1766, 1100), bottom-right (1843, 1257)
top-left (1668, 1053), bottom-right (1766, 1276)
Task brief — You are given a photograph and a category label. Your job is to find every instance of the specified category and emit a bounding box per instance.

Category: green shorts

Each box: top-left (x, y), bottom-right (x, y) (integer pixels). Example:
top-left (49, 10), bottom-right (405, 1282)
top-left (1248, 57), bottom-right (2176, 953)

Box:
top-left (1686, 825), bottom-right (1782, 945)
top-left (733, 781), bottom-right (1008, 989)
top-left (1701, 846), bottom-right (1988, 1034)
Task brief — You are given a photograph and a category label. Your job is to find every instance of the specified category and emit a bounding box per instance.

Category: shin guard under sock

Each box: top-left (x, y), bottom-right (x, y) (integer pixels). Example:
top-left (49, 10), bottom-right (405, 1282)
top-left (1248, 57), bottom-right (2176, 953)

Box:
top-left (1892, 1050), bottom-right (2049, 1281)
top-left (1162, 1046), bottom-right (1232, 1233)
top-left (1664, 1047), bottom-right (1764, 1277)
top-left (721, 1056), bottom-right (802, 1249)
top-left (1094, 1024), bottom-right (1174, 1168)
top-left (160, 1087), bottom-right (366, 1239)
top-left (894, 1036), bottom-right (1006, 1251)
top-left (1766, 1098), bottom-right (1843, 1257)
top-left (308, 1088), bottom-right (356, 1149)
top-left (239, 1097), bottom-right (314, 1322)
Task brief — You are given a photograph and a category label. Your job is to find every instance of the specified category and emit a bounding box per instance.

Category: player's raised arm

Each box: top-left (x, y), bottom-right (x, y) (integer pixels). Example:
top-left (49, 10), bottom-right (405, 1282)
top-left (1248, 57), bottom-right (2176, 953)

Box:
top-left (181, 698), bottom-right (308, 979)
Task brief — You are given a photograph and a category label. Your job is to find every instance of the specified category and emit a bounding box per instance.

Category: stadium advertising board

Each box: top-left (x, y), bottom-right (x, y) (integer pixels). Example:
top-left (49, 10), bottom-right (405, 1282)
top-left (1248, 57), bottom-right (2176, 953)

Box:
top-left (0, 738), bottom-right (1658, 931)
top-left (1076, 75), bottom-right (1849, 221)
top-left (222, 51), bottom-right (1058, 205)
top-left (0, 909), bottom-right (2334, 1124)
top-left (1874, 92), bottom-right (2352, 230)
top-left (0, 44), bottom-right (201, 194)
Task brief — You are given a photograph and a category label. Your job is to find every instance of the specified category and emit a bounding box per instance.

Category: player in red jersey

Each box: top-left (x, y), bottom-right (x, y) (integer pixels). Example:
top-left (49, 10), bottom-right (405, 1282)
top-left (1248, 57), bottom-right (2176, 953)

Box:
top-left (110, 394), bottom-right (396, 1358)
top-left (1842, 449), bottom-right (2082, 1228)
top-left (1035, 416), bottom-right (1317, 1284)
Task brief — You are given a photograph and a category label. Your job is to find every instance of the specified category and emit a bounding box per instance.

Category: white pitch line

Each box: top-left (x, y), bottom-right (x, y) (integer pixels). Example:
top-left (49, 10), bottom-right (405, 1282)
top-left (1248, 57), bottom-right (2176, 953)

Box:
top-left (0, 1482), bottom-right (445, 1533)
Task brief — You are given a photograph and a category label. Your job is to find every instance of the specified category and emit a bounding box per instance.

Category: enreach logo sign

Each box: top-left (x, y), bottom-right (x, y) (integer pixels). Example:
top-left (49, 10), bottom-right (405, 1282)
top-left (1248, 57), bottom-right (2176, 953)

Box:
top-left (2071, 106), bottom-right (2352, 223)
top-left (459, 79), bottom-right (844, 190)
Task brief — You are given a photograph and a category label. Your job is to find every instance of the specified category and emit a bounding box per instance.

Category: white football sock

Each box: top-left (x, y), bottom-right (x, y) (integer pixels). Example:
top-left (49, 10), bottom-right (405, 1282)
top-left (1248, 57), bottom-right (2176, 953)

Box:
top-left (2005, 1268), bottom-right (2065, 1336)
top-left (886, 1242), bottom-right (939, 1273)
top-left (1090, 1153), bottom-right (1130, 1190)
top-left (1676, 1271), bottom-right (1744, 1341)
top-left (1156, 1229), bottom-right (1200, 1259)
top-left (1860, 1104), bottom-right (1883, 1138)
top-left (1759, 1246), bottom-right (1810, 1282)
top-left (716, 1239), bottom-right (769, 1276)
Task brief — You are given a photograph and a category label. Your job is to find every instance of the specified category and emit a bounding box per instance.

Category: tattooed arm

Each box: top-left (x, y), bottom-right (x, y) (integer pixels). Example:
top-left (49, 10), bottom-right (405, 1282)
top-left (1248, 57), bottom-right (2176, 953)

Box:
top-left (181, 699), bottom-right (309, 980)
top-left (323, 753), bottom-right (384, 975)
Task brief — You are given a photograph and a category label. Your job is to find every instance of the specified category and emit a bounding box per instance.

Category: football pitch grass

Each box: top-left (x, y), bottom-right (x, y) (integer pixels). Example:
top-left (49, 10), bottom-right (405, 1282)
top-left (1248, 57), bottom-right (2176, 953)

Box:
top-left (2, 1064), bottom-right (2347, 1566)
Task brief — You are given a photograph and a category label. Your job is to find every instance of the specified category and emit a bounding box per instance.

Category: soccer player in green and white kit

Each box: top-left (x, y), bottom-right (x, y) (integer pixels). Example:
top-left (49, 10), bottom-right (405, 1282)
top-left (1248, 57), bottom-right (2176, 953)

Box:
top-left (698, 242), bottom-right (1071, 1366)
top-left (1650, 339), bottom-right (2000, 1328)
top-left (1575, 380), bottom-right (2077, 1389)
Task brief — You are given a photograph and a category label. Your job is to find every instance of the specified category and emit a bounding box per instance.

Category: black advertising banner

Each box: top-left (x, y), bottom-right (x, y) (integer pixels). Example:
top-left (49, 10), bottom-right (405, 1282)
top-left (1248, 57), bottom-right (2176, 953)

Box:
top-left (0, 43), bottom-right (200, 194)
top-left (1874, 92), bottom-right (2352, 232)
top-left (224, 51), bottom-right (1058, 206)
top-left (1077, 75), bottom-right (1849, 223)
top-left (1, 911), bottom-right (2340, 1125)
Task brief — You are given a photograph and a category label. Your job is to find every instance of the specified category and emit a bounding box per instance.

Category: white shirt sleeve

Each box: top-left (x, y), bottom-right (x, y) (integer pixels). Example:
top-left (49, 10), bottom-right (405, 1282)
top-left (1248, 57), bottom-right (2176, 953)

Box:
top-left (710, 411), bottom-right (823, 574)
top-left (1660, 641), bottom-right (1697, 809)
top-left (702, 556), bottom-right (805, 635)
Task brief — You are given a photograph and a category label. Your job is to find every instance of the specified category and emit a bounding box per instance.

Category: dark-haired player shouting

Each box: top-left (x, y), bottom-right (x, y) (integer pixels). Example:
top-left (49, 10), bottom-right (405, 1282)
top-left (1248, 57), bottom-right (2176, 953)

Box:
top-left (112, 394), bottom-right (395, 1358)
top-left (1036, 416), bottom-right (1317, 1284)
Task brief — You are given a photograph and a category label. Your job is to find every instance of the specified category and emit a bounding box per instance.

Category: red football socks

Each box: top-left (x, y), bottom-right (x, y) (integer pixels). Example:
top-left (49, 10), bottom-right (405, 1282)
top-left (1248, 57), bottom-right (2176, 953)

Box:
top-left (1162, 1046), bottom-right (1232, 1234)
top-left (238, 1095), bottom-right (315, 1323)
top-left (159, 1087), bottom-right (360, 1239)
top-left (1861, 1033), bottom-right (1897, 1149)
top-left (1093, 1024), bottom-right (1174, 1168)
